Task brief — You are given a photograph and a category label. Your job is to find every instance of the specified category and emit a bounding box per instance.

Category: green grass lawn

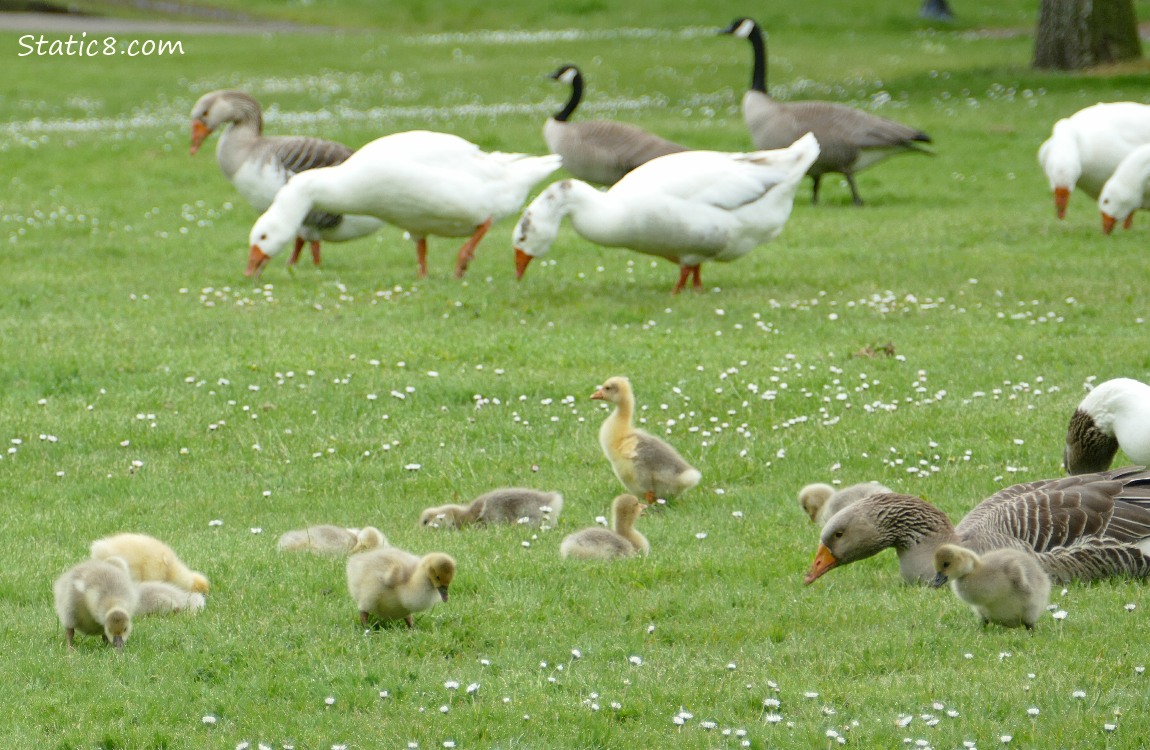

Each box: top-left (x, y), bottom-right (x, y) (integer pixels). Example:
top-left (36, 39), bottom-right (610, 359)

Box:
top-left (2, 1), bottom-right (1150, 747)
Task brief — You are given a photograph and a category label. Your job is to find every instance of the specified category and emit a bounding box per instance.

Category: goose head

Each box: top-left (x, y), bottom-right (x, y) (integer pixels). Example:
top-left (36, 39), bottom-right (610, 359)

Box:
top-left (612, 493), bottom-right (645, 525)
top-left (590, 375), bottom-right (633, 407)
top-left (798, 483), bottom-right (834, 523)
top-left (719, 17), bottom-right (760, 39)
top-left (549, 65), bottom-right (581, 87)
top-left (931, 544), bottom-right (977, 588)
top-left (513, 180), bottom-right (572, 279)
top-left (247, 204), bottom-right (300, 277)
top-left (189, 90), bottom-right (262, 156)
top-left (1037, 121), bottom-right (1080, 219)
top-left (1098, 180), bottom-right (1139, 235)
top-left (104, 607), bottom-right (132, 651)
top-left (419, 505), bottom-right (459, 529)
top-left (422, 553), bottom-right (456, 601)
top-left (804, 501), bottom-right (887, 583)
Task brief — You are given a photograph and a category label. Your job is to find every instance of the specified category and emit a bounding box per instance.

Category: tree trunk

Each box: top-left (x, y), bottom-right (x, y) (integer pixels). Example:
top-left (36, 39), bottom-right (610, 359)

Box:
top-left (1033, 0), bottom-right (1142, 70)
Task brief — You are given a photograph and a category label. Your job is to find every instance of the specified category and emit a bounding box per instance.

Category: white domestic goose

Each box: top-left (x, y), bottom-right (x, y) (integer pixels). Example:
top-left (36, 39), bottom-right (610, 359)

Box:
top-left (1064, 378), bottom-right (1150, 474)
top-left (1037, 102), bottom-right (1150, 219)
top-left (249, 130), bottom-right (562, 278)
top-left (1098, 144), bottom-right (1150, 233)
top-left (189, 90), bottom-right (383, 266)
top-left (543, 65), bottom-right (688, 185)
top-left (720, 17), bottom-right (931, 206)
top-left (513, 133), bottom-right (818, 293)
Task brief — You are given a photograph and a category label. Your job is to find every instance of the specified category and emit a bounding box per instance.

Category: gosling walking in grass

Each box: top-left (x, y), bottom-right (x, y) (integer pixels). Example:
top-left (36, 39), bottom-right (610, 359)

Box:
top-left (932, 544), bottom-right (1051, 630)
top-left (54, 557), bottom-right (139, 651)
top-left (347, 547), bottom-right (456, 628)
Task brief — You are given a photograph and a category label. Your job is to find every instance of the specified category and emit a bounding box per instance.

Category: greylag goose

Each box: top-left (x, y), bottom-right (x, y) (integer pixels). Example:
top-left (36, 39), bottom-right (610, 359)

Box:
top-left (1064, 378), bottom-right (1150, 474)
top-left (419, 488), bottom-right (564, 529)
top-left (1037, 102), bottom-right (1150, 219)
top-left (542, 65), bottom-right (688, 185)
top-left (136, 581), bottom-right (207, 616)
top-left (560, 494), bottom-right (649, 560)
top-left (248, 130), bottom-right (561, 279)
top-left (720, 17), bottom-right (931, 206)
top-left (277, 525), bottom-right (387, 555)
top-left (798, 481), bottom-right (892, 525)
top-left (346, 547), bottom-right (455, 628)
top-left (189, 90), bottom-right (383, 266)
top-left (591, 376), bottom-right (700, 503)
top-left (53, 556), bottom-right (138, 651)
top-left (90, 532), bottom-right (209, 593)
top-left (804, 466), bottom-right (1150, 585)
top-left (932, 544), bottom-right (1051, 630)
top-left (514, 133), bottom-right (818, 293)
top-left (1099, 144), bottom-right (1150, 233)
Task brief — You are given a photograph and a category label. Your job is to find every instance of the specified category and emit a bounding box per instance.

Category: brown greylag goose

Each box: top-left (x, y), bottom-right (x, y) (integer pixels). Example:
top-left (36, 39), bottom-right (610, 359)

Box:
top-left (346, 547), bottom-right (455, 628)
top-left (53, 556), bottom-right (138, 651)
top-left (560, 494), bottom-right (649, 560)
top-left (542, 65), bottom-right (688, 185)
top-left (247, 130), bottom-right (561, 279)
top-left (932, 544), bottom-right (1051, 630)
top-left (1064, 378), bottom-right (1150, 474)
top-left (90, 532), bottom-right (209, 593)
top-left (591, 376), bottom-right (700, 503)
top-left (804, 466), bottom-right (1150, 585)
top-left (189, 90), bottom-right (383, 266)
top-left (420, 488), bottom-right (564, 529)
top-left (798, 481), bottom-right (892, 525)
top-left (720, 17), bottom-right (931, 206)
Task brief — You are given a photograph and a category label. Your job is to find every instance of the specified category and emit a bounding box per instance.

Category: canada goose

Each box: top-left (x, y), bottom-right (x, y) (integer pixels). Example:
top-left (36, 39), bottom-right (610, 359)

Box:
top-left (346, 547), bottom-right (456, 628)
top-left (247, 130), bottom-right (561, 279)
top-left (592, 376), bottom-right (700, 503)
top-left (560, 494), bottom-right (649, 560)
top-left (514, 133), bottom-right (819, 293)
top-left (932, 544), bottom-right (1051, 630)
top-left (1064, 378), bottom-right (1150, 474)
top-left (419, 488), bottom-right (564, 529)
top-left (542, 65), bottom-right (688, 185)
top-left (189, 89), bottom-right (383, 266)
top-left (277, 525), bottom-right (387, 555)
top-left (720, 17), bottom-right (931, 206)
top-left (1098, 145), bottom-right (1150, 233)
top-left (53, 557), bottom-right (138, 651)
top-left (136, 581), bottom-right (207, 617)
top-left (90, 533), bottom-right (209, 593)
top-left (1037, 102), bottom-right (1150, 219)
top-left (798, 481), bottom-right (893, 524)
top-left (804, 466), bottom-right (1150, 585)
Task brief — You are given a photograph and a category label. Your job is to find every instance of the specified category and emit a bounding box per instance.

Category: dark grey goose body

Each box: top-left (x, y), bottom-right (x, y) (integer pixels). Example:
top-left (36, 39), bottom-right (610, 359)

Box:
top-left (805, 466), bottom-right (1150, 585)
top-left (720, 18), bottom-right (931, 205)
top-left (542, 65), bottom-right (688, 186)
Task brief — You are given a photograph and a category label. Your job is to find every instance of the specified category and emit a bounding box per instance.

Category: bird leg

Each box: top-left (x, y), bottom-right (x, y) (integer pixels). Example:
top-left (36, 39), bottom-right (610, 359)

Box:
top-left (310, 240), bottom-right (322, 266)
top-left (65, 627), bottom-right (75, 651)
top-left (845, 174), bottom-right (865, 206)
top-left (359, 611), bottom-right (370, 627)
top-left (811, 175), bottom-right (822, 205)
top-left (404, 615), bottom-right (415, 629)
top-left (691, 265), bottom-right (702, 289)
top-left (415, 237), bottom-right (429, 279)
top-left (454, 218), bottom-right (493, 278)
top-left (288, 236), bottom-right (306, 266)
top-left (672, 265), bottom-right (704, 294)
top-left (644, 490), bottom-right (657, 505)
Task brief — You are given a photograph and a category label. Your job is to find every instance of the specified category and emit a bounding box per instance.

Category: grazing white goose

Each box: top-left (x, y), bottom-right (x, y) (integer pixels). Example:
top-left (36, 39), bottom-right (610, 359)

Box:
top-left (189, 90), bottom-right (383, 266)
top-left (1038, 102), bottom-right (1150, 219)
top-left (803, 467), bottom-right (1150, 585)
top-left (720, 17), bottom-right (931, 206)
top-left (346, 547), bottom-right (455, 628)
top-left (560, 494), bottom-right (649, 560)
top-left (514, 133), bottom-right (818, 293)
top-left (932, 544), bottom-right (1051, 630)
top-left (248, 130), bottom-right (562, 279)
top-left (53, 557), bottom-right (138, 651)
top-left (542, 65), bottom-right (688, 185)
top-left (798, 481), bottom-right (893, 525)
top-left (1098, 144), bottom-right (1150, 233)
top-left (1064, 378), bottom-right (1150, 474)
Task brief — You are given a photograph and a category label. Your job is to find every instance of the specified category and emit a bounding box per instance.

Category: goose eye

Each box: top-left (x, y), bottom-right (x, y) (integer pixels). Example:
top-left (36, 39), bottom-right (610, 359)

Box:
top-left (833, 530), bottom-right (844, 539)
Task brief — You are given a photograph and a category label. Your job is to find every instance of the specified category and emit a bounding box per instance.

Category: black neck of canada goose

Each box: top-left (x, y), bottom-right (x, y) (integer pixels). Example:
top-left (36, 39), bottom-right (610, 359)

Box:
top-left (722, 18), bottom-right (768, 95)
top-left (550, 66), bottom-right (583, 122)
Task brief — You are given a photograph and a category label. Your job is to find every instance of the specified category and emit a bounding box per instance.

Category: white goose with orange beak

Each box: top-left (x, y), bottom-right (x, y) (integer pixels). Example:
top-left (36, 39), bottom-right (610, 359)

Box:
top-left (248, 130), bottom-right (561, 279)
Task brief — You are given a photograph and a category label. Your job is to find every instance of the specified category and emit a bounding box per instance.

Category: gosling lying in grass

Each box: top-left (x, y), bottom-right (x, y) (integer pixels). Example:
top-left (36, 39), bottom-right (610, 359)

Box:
top-left (560, 494), bottom-right (649, 560)
top-left (91, 532), bottom-right (209, 593)
top-left (347, 547), bottom-right (456, 628)
top-left (277, 525), bottom-right (387, 555)
top-left (136, 581), bottom-right (207, 616)
top-left (932, 544), bottom-right (1051, 630)
top-left (420, 488), bottom-right (564, 529)
top-left (798, 481), bottom-right (892, 525)
top-left (53, 556), bottom-right (138, 651)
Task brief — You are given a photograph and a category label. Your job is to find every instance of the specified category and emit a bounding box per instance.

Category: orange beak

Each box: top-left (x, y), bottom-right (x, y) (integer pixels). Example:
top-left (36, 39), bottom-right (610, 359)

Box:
top-left (1101, 213), bottom-right (1117, 235)
top-left (189, 120), bottom-right (212, 156)
top-left (1053, 187), bottom-right (1070, 219)
top-left (514, 248), bottom-right (533, 280)
top-left (803, 543), bottom-right (838, 585)
top-left (590, 387), bottom-right (605, 400)
top-left (246, 244), bottom-right (270, 278)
